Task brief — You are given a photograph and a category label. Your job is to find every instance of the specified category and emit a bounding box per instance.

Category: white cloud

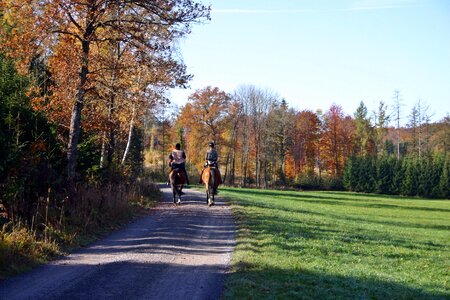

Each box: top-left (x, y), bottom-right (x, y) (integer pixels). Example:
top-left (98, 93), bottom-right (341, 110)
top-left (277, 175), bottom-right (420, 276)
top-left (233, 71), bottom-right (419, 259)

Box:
top-left (212, 9), bottom-right (311, 14)
top-left (349, 0), bottom-right (421, 11)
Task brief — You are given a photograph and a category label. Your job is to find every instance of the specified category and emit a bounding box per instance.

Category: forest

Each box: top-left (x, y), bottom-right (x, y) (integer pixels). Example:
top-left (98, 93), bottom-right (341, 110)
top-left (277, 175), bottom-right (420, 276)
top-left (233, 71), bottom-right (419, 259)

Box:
top-left (0, 0), bottom-right (448, 278)
top-left (147, 85), bottom-right (449, 198)
top-left (0, 0), bottom-right (210, 275)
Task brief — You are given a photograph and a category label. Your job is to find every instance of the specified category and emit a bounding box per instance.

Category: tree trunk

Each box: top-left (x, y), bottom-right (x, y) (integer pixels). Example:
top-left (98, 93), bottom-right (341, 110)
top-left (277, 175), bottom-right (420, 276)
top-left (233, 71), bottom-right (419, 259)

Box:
top-left (100, 132), bottom-right (107, 168)
top-left (122, 104), bottom-right (135, 165)
top-left (67, 39), bottom-right (90, 184)
top-left (223, 150), bottom-right (230, 185)
top-left (107, 93), bottom-right (116, 167)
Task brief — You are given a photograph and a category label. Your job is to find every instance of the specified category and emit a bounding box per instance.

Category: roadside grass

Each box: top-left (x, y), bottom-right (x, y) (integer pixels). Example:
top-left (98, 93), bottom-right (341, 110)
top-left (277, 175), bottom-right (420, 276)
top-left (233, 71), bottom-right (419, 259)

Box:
top-left (0, 181), bottom-right (161, 281)
top-left (221, 188), bottom-right (450, 299)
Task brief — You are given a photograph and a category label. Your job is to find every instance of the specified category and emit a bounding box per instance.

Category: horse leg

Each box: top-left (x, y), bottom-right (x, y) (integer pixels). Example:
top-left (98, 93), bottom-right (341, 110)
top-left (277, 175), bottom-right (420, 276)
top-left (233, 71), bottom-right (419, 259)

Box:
top-left (210, 170), bottom-right (215, 205)
top-left (172, 184), bottom-right (177, 204)
top-left (177, 185), bottom-right (182, 205)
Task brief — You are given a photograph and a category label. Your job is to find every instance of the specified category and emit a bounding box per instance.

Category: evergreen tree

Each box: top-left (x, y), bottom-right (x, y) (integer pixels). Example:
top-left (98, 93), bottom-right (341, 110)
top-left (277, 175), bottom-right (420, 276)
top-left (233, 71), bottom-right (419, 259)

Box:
top-left (343, 156), bottom-right (356, 191)
top-left (391, 158), bottom-right (404, 194)
top-left (354, 101), bottom-right (373, 156)
top-left (417, 155), bottom-right (435, 198)
top-left (429, 155), bottom-right (445, 198)
top-left (401, 156), bottom-right (419, 196)
top-left (354, 157), bottom-right (364, 192)
top-left (438, 156), bottom-right (450, 198)
top-left (362, 156), bottom-right (377, 192)
top-left (377, 156), bottom-right (395, 194)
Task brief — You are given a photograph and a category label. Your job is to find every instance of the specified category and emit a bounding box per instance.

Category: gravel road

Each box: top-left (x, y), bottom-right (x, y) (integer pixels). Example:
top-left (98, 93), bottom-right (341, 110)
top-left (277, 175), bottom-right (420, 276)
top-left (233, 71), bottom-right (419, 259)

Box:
top-left (0, 185), bottom-right (236, 300)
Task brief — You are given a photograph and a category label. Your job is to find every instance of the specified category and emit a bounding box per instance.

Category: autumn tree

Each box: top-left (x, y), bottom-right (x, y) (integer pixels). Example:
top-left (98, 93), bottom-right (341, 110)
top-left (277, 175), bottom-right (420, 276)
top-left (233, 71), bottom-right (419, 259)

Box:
top-left (178, 86), bottom-right (230, 169)
top-left (322, 104), bottom-right (347, 177)
top-left (266, 99), bottom-right (293, 184)
top-left (1, 0), bottom-right (210, 189)
top-left (232, 85), bottom-right (254, 186)
top-left (292, 110), bottom-right (321, 177)
top-left (221, 100), bottom-right (243, 185)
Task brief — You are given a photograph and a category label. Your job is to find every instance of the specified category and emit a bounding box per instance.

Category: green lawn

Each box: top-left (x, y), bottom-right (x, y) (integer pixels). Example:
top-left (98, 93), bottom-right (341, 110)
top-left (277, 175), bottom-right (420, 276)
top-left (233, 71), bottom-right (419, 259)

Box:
top-left (220, 188), bottom-right (450, 299)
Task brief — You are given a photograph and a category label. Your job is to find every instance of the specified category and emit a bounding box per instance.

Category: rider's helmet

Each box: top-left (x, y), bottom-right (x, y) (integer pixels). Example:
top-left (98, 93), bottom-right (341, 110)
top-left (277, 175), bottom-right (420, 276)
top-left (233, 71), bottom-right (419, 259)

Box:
top-left (208, 142), bottom-right (215, 148)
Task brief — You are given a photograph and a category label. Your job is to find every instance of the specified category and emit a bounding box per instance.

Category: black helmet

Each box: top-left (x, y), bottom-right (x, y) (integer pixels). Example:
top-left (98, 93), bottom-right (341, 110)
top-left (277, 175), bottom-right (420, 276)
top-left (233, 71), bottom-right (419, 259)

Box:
top-left (208, 142), bottom-right (215, 147)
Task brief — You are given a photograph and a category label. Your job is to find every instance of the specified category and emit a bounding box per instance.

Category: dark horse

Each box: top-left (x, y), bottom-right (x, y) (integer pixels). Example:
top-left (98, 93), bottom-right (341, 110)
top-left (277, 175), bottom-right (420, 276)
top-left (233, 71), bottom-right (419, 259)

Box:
top-left (201, 166), bottom-right (220, 206)
top-left (169, 168), bottom-right (186, 205)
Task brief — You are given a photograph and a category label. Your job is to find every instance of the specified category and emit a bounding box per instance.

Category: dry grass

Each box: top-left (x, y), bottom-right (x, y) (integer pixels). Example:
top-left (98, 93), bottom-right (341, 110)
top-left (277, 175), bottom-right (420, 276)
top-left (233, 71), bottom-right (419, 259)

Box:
top-left (0, 178), bottom-right (161, 280)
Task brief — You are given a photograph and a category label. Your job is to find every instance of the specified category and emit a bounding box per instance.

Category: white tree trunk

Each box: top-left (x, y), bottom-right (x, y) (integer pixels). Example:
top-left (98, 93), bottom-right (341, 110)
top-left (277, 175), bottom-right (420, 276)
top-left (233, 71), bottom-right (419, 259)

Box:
top-left (122, 104), bottom-right (136, 165)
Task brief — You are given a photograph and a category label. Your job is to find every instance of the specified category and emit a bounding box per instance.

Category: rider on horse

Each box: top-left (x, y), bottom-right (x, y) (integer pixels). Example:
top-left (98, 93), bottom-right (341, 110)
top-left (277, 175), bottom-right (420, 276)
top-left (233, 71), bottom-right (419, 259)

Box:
top-left (199, 142), bottom-right (222, 186)
top-left (169, 143), bottom-right (190, 186)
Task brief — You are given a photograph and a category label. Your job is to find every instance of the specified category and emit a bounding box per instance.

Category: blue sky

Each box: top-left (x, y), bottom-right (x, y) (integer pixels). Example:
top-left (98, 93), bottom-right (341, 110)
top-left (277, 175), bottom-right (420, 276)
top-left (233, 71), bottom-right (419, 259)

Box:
top-left (170, 0), bottom-right (450, 123)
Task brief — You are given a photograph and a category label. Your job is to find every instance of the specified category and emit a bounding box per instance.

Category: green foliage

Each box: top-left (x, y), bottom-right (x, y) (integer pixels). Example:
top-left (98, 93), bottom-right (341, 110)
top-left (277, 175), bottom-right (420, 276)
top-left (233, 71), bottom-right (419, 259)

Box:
top-left (222, 188), bottom-right (450, 299)
top-left (401, 156), bottom-right (419, 196)
top-left (128, 127), bottom-right (144, 177)
top-left (438, 157), bottom-right (450, 198)
top-left (376, 156), bottom-right (394, 194)
top-left (418, 155), bottom-right (443, 198)
top-left (297, 174), bottom-right (343, 191)
top-left (0, 55), bottom-right (65, 221)
top-left (343, 156), bottom-right (376, 193)
top-left (77, 132), bottom-right (102, 178)
top-left (343, 154), bottom-right (449, 198)
top-left (343, 156), bottom-right (356, 191)
top-left (0, 55), bottom-right (30, 181)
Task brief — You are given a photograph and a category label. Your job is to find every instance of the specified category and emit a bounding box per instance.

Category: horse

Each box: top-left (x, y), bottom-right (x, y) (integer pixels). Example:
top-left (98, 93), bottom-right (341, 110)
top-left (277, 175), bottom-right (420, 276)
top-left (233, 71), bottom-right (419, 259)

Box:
top-left (169, 168), bottom-right (186, 205)
top-left (201, 165), bottom-right (220, 207)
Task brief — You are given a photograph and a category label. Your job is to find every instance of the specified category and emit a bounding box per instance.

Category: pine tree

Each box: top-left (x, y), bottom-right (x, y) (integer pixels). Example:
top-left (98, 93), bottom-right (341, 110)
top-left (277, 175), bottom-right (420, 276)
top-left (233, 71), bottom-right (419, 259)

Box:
top-left (377, 156), bottom-right (395, 194)
top-left (438, 156), bottom-right (450, 198)
top-left (417, 155), bottom-right (433, 198)
top-left (390, 158), bottom-right (403, 194)
top-left (363, 157), bottom-right (377, 193)
top-left (401, 156), bottom-right (419, 196)
top-left (343, 156), bottom-right (356, 191)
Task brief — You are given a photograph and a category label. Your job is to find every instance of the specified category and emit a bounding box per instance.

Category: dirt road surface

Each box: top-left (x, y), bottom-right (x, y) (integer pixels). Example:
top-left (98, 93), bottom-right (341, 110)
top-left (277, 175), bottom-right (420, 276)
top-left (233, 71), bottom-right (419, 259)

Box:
top-left (0, 185), bottom-right (235, 300)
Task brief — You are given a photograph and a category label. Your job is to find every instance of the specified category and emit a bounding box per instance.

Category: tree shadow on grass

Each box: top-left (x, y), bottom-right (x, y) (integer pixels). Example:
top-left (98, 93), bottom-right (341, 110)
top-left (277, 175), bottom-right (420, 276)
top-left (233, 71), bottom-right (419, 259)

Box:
top-left (224, 264), bottom-right (449, 300)
top-left (223, 188), bottom-right (450, 213)
top-left (234, 196), bottom-right (450, 234)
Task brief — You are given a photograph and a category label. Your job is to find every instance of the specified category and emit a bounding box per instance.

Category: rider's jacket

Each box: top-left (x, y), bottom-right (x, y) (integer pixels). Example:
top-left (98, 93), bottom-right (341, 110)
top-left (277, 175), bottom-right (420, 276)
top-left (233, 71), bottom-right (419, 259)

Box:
top-left (171, 149), bottom-right (186, 164)
top-left (205, 149), bottom-right (218, 167)
top-left (206, 149), bottom-right (218, 162)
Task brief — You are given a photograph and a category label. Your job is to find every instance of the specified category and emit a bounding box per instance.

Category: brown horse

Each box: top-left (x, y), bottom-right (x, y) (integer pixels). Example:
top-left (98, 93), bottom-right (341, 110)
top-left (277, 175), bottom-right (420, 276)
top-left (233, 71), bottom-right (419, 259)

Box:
top-left (169, 169), bottom-right (186, 205)
top-left (201, 166), bottom-right (220, 206)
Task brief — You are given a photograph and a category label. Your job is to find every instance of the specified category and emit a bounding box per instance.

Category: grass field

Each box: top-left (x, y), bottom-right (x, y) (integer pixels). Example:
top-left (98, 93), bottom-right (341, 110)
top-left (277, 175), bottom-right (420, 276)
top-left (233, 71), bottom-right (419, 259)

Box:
top-left (220, 188), bottom-right (450, 299)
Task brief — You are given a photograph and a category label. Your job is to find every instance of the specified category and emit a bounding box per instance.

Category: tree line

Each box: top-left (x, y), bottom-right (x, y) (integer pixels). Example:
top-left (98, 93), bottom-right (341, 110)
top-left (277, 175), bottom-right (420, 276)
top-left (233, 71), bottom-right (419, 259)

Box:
top-left (147, 85), bottom-right (449, 198)
top-left (0, 1), bottom-right (209, 235)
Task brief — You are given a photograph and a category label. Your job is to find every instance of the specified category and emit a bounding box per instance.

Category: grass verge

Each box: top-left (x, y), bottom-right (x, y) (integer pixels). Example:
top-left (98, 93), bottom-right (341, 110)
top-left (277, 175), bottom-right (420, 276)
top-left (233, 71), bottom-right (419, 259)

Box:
top-left (0, 181), bottom-right (161, 281)
top-left (220, 188), bottom-right (450, 299)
